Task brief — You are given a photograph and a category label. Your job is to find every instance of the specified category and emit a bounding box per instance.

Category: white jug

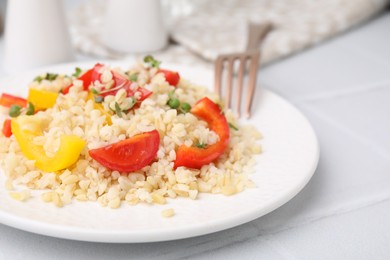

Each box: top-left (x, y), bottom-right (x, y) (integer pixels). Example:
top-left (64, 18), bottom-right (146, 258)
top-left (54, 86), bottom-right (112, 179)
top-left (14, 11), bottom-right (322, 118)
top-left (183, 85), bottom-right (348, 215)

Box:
top-left (3, 0), bottom-right (74, 74)
top-left (101, 0), bottom-right (168, 53)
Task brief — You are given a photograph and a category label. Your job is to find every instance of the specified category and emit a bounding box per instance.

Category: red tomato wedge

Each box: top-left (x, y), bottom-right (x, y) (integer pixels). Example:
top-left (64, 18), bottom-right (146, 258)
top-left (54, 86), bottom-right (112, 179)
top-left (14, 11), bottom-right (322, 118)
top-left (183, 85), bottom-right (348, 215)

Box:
top-left (158, 69), bottom-right (180, 87)
top-left (0, 93), bottom-right (27, 108)
top-left (2, 119), bottom-right (12, 137)
top-left (174, 97), bottom-right (230, 169)
top-left (62, 63), bottom-right (103, 94)
top-left (89, 130), bottom-right (160, 172)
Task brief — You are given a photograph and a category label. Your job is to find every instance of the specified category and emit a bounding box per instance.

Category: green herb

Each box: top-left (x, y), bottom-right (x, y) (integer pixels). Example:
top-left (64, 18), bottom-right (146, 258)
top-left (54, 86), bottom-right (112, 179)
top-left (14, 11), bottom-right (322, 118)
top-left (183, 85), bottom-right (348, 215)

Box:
top-left (9, 105), bottom-right (22, 117)
top-left (129, 73), bottom-right (138, 82)
top-left (90, 88), bottom-right (100, 95)
top-left (26, 102), bottom-right (35, 115)
top-left (34, 75), bottom-right (43, 83)
top-left (46, 73), bottom-right (58, 81)
top-left (94, 95), bottom-right (104, 103)
top-left (229, 122), bottom-right (238, 131)
top-left (143, 55), bottom-right (161, 68)
top-left (168, 98), bottom-right (180, 109)
top-left (114, 102), bottom-right (123, 117)
top-left (196, 143), bottom-right (207, 149)
top-left (179, 102), bottom-right (191, 113)
top-left (72, 67), bottom-right (82, 78)
top-left (33, 73), bottom-right (58, 82)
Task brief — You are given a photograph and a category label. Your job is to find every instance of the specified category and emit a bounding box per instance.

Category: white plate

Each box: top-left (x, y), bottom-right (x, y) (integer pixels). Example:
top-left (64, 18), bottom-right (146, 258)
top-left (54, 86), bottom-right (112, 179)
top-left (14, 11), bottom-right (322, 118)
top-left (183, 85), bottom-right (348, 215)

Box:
top-left (0, 61), bottom-right (319, 243)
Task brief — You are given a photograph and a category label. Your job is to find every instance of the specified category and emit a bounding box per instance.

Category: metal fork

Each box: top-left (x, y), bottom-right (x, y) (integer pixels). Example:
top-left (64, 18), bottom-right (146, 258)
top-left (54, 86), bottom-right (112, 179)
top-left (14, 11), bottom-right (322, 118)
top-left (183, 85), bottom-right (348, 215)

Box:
top-left (214, 22), bottom-right (272, 118)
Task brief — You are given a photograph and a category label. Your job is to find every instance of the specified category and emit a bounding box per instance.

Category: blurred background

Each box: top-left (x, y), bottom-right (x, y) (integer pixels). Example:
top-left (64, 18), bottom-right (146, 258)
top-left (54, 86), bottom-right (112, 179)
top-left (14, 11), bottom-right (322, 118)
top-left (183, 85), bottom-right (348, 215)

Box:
top-left (0, 0), bottom-right (389, 73)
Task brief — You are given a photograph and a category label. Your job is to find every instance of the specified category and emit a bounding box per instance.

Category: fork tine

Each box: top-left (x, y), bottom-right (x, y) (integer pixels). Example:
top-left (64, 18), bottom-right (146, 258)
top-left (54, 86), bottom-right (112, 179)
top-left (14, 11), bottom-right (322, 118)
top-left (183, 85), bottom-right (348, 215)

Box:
top-left (245, 51), bottom-right (260, 118)
top-left (235, 56), bottom-right (246, 118)
top-left (225, 57), bottom-right (235, 109)
top-left (214, 56), bottom-right (224, 97)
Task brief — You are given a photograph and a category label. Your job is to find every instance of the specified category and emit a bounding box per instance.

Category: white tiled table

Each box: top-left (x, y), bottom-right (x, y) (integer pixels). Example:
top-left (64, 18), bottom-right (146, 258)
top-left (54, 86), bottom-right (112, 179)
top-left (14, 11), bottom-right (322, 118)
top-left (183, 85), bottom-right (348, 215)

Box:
top-left (0, 12), bottom-right (389, 260)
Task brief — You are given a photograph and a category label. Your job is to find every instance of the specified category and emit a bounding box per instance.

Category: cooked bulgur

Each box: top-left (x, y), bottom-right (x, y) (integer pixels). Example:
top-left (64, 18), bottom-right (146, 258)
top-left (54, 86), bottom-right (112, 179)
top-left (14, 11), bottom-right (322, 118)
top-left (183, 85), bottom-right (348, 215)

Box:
top-left (0, 62), bottom-right (262, 208)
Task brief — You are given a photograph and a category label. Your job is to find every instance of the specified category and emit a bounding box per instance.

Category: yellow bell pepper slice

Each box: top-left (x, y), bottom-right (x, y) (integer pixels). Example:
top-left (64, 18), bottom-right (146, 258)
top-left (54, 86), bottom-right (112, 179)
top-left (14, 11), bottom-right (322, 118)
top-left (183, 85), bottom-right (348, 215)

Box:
top-left (87, 92), bottom-right (112, 125)
top-left (28, 88), bottom-right (59, 110)
top-left (11, 115), bottom-right (85, 172)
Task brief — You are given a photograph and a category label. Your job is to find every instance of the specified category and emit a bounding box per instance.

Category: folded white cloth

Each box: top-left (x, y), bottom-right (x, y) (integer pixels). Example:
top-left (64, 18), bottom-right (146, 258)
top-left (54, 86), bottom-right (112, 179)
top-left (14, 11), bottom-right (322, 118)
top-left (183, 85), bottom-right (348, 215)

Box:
top-left (69, 0), bottom-right (389, 65)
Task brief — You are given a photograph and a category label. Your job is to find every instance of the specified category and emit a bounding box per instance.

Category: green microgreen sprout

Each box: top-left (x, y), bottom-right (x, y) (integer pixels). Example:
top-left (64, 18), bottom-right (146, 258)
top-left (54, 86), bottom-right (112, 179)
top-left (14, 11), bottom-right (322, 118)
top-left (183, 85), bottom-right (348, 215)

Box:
top-left (114, 102), bottom-right (123, 117)
top-left (33, 73), bottom-right (59, 82)
top-left (129, 73), bottom-right (138, 82)
top-left (229, 122), bottom-right (239, 131)
top-left (90, 88), bottom-right (99, 95)
top-left (72, 67), bottom-right (82, 78)
top-left (26, 102), bottom-right (35, 116)
top-left (143, 55), bottom-right (161, 68)
top-left (196, 143), bottom-right (207, 149)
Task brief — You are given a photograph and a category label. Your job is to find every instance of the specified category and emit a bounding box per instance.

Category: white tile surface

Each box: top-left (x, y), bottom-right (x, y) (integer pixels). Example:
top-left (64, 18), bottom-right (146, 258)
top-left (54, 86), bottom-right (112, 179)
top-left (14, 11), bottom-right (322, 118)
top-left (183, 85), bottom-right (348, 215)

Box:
top-left (301, 85), bottom-right (390, 154)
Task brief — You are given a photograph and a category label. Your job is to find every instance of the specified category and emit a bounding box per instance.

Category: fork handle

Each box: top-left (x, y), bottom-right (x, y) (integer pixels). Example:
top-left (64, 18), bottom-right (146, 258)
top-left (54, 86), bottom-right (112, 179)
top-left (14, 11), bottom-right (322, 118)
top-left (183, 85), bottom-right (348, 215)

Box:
top-left (246, 22), bottom-right (273, 51)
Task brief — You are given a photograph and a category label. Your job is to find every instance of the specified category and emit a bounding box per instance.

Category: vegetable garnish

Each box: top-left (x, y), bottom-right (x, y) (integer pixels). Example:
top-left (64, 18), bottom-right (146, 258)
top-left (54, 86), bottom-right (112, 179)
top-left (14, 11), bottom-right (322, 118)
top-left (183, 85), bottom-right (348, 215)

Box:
top-left (8, 105), bottom-right (22, 117)
top-left (89, 130), bottom-right (160, 172)
top-left (143, 55), bottom-right (161, 68)
top-left (34, 73), bottom-right (59, 83)
top-left (129, 73), bottom-right (138, 82)
top-left (179, 102), bottom-right (191, 113)
top-left (0, 93), bottom-right (27, 108)
top-left (72, 67), bottom-right (82, 78)
top-left (2, 119), bottom-right (12, 137)
top-left (195, 143), bottom-right (207, 149)
top-left (26, 102), bottom-right (35, 116)
top-left (27, 88), bottom-right (58, 110)
top-left (166, 90), bottom-right (191, 113)
top-left (90, 88), bottom-right (99, 95)
top-left (229, 122), bottom-right (239, 131)
top-left (168, 98), bottom-right (180, 109)
top-left (11, 115), bottom-right (85, 172)
top-left (114, 102), bottom-right (123, 117)
top-left (158, 69), bottom-right (180, 87)
top-left (174, 97), bottom-right (230, 169)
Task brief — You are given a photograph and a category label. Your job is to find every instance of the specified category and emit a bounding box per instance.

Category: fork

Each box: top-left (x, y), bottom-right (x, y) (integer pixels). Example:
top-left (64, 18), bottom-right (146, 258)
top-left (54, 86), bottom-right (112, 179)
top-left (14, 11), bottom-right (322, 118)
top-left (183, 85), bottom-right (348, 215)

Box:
top-left (214, 22), bottom-right (272, 118)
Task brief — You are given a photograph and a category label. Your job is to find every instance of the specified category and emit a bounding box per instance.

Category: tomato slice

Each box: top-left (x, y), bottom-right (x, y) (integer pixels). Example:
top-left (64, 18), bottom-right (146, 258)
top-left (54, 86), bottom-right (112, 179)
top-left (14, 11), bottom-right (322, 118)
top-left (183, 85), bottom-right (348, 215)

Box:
top-left (2, 119), bottom-right (12, 137)
top-left (158, 69), bottom-right (180, 87)
top-left (62, 63), bottom-right (103, 94)
top-left (0, 93), bottom-right (27, 108)
top-left (174, 97), bottom-right (230, 169)
top-left (89, 130), bottom-right (160, 172)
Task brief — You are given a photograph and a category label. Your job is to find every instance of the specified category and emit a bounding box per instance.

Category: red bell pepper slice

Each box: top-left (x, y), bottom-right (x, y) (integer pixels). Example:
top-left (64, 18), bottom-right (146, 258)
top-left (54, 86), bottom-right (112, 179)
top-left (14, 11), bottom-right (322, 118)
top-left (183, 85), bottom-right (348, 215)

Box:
top-left (174, 97), bottom-right (230, 169)
top-left (2, 119), bottom-right (12, 137)
top-left (158, 69), bottom-right (180, 87)
top-left (0, 93), bottom-right (27, 108)
top-left (89, 130), bottom-right (160, 172)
